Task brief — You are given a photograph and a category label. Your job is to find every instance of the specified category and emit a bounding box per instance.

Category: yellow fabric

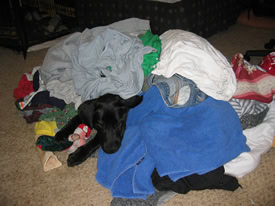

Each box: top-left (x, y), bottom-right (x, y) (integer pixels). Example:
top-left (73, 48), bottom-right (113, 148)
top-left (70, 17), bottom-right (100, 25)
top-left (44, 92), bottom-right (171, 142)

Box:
top-left (34, 121), bottom-right (57, 136)
top-left (272, 136), bottom-right (275, 148)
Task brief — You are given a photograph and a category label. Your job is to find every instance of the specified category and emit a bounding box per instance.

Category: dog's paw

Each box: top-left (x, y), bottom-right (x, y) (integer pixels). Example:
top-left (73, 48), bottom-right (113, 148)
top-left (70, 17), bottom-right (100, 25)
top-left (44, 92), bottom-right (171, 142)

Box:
top-left (55, 131), bottom-right (68, 143)
top-left (67, 149), bottom-right (87, 167)
top-left (67, 138), bottom-right (100, 167)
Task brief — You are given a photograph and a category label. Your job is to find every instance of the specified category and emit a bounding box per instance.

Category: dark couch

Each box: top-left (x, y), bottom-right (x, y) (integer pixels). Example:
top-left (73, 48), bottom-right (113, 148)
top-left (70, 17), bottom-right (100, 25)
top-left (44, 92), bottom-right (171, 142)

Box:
top-left (76, 0), bottom-right (246, 38)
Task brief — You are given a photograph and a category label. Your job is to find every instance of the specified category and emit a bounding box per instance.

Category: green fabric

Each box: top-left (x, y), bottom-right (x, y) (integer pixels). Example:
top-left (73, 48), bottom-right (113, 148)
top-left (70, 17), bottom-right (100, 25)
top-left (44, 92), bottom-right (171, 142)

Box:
top-left (140, 30), bottom-right (162, 76)
top-left (36, 135), bottom-right (73, 151)
top-left (39, 103), bottom-right (78, 129)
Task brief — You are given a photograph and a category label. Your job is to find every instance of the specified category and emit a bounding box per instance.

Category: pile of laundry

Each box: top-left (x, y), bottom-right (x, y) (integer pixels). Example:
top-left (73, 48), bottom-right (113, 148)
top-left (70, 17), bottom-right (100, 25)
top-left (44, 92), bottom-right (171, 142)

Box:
top-left (13, 18), bottom-right (275, 204)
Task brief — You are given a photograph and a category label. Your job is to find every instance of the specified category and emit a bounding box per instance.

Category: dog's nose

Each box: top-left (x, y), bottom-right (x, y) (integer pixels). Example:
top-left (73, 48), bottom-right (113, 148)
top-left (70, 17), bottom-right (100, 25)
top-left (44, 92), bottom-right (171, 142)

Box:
top-left (102, 147), bottom-right (119, 154)
top-left (102, 142), bottom-right (121, 154)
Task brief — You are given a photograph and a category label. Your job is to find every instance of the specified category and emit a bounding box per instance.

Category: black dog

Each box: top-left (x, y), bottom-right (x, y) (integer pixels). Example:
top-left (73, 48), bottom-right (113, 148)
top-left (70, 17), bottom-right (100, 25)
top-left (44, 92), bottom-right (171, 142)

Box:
top-left (55, 94), bottom-right (143, 167)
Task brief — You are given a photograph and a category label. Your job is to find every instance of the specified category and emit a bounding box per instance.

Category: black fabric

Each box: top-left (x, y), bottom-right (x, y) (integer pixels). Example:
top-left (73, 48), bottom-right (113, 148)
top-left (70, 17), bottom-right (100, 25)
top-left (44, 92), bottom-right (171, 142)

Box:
top-left (29, 90), bottom-right (66, 110)
top-left (33, 70), bottom-right (40, 91)
top-left (36, 135), bottom-right (73, 151)
top-left (151, 166), bottom-right (241, 194)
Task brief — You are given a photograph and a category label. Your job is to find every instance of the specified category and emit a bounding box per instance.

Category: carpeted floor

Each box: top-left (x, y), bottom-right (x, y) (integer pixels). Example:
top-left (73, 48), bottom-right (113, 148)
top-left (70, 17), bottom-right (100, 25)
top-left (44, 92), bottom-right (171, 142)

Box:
top-left (0, 23), bottom-right (274, 206)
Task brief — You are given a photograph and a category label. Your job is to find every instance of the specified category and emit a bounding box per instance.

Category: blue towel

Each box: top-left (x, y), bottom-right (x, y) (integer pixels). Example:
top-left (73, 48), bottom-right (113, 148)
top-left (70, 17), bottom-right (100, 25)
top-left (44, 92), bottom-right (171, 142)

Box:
top-left (96, 125), bottom-right (155, 199)
top-left (96, 86), bottom-right (250, 199)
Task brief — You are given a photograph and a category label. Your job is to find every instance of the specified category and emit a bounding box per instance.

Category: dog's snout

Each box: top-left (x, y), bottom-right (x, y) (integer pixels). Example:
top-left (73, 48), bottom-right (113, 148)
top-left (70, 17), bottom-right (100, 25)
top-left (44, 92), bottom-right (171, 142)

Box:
top-left (103, 147), bottom-right (119, 154)
top-left (102, 141), bottom-right (121, 154)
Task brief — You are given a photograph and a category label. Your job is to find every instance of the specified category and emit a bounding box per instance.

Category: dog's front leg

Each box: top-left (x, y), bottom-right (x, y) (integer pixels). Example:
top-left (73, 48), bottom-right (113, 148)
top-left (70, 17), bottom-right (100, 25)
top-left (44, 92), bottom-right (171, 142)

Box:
top-left (67, 136), bottom-right (100, 167)
top-left (55, 115), bottom-right (81, 143)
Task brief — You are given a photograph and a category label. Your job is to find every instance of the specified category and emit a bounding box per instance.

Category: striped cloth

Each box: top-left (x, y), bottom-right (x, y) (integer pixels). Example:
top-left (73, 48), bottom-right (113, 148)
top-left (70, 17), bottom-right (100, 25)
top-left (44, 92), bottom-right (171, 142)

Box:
top-left (229, 98), bottom-right (269, 118)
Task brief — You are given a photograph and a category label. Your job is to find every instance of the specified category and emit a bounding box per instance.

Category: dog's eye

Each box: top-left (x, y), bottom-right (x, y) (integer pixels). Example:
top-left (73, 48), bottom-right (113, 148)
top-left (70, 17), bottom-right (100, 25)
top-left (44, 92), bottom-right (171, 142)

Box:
top-left (117, 121), bottom-right (125, 128)
top-left (96, 121), bottom-right (104, 128)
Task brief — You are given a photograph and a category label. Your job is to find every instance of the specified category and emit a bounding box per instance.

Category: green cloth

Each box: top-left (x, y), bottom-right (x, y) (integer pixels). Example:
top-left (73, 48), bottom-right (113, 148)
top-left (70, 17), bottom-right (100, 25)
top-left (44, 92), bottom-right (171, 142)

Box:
top-left (36, 135), bottom-right (73, 151)
top-left (140, 30), bottom-right (162, 76)
top-left (39, 103), bottom-right (78, 129)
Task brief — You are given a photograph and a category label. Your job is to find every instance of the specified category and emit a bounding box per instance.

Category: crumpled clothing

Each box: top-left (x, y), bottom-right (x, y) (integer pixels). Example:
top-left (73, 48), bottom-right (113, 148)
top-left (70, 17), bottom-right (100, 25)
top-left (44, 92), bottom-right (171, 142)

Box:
top-left (72, 28), bottom-right (155, 101)
top-left (13, 73), bottom-right (34, 100)
top-left (39, 18), bottom-right (151, 107)
top-left (139, 30), bottom-right (162, 76)
top-left (146, 73), bottom-right (208, 108)
top-left (23, 104), bottom-right (53, 124)
top-left (13, 67), bottom-right (40, 100)
top-left (240, 109), bottom-right (269, 130)
top-left (152, 29), bottom-right (237, 101)
top-left (224, 100), bottom-right (275, 177)
top-left (229, 98), bottom-right (269, 118)
top-left (34, 121), bottom-right (57, 136)
top-left (39, 103), bottom-right (78, 129)
top-left (229, 98), bottom-right (269, 129)
top-left (231, 53), bottom-right (275, 103)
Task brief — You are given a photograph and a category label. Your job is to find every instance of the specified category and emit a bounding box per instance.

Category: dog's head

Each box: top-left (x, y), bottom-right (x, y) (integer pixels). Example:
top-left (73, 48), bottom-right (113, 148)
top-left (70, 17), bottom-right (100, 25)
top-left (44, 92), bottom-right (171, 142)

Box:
top-left (77, 94), bottom-right (143, 154)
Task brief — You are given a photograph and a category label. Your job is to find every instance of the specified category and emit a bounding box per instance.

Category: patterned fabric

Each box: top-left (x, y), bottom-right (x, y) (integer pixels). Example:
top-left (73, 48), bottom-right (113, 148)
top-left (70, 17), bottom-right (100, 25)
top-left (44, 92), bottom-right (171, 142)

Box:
top-left (23, 104), bottom-right (53, 124)
top-left (229, 98), bottom-right (269, 118)
top-left (231, 53), bottom-right (275, 103)
top-left (258, 52), bottom-right (275, 76)
top-left (229, 98), bottom-right (269, 129)
top-left (240, 108), bottom-right (269, 130)
top-left (39, 103), bottom-right (78, 129)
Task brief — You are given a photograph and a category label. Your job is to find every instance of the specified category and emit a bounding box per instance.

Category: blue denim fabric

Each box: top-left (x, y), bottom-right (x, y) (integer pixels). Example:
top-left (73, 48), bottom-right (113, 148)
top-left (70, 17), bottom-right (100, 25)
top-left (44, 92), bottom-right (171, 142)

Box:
top-left (146, 74), bottom-right (207, 108)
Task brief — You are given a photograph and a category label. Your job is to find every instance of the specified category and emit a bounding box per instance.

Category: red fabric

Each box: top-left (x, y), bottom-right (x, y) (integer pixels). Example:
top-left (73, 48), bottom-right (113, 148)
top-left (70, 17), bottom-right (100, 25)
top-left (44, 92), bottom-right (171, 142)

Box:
top-left (13, 73), bottom-right (34, 100)
top-left (232, 53), bottom-right (275, 103)
top-left (232, 53), bottom-right (266, 80)
top-left (258, 52), bottom-right (275, 76)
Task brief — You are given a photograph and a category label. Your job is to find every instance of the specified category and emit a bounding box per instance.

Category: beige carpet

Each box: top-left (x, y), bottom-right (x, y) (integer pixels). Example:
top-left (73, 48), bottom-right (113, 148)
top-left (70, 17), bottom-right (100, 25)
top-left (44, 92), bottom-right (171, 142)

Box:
top-left (0, 23), bottom-right (274, 206)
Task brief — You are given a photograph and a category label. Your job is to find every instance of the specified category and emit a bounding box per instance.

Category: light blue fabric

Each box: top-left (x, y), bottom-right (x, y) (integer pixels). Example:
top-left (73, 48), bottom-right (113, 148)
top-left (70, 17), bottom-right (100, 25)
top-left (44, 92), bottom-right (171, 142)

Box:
top-left (39, 18), bottom-right (151, 106)
top-left (96, 86), bottom-right (250, 199)
top-left (71, 28), bottom-right (156, 101)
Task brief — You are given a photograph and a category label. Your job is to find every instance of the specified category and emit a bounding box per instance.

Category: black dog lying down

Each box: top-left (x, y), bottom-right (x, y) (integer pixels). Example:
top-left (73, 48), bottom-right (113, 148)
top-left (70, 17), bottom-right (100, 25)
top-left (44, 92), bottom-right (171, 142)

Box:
top-left (55, 94), bottom-right (143, 167)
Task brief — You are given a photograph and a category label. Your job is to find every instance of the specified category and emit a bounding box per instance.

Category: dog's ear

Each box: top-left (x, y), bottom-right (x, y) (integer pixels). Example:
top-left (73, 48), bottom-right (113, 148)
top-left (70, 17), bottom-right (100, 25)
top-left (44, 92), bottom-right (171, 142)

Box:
top-left (121, 95), bottom-right (143, 108)
top-left (77, 99), bottom-right (96, 128)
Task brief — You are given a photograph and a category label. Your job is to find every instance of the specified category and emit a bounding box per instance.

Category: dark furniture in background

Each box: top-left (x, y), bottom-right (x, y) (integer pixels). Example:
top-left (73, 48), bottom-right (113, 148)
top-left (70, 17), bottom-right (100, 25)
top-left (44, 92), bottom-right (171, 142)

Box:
top-left (243, 0), bottom-right (275, 61)
top-left (244, 39), bottom-right (275, 61)
top-left (76, 0), bottom-right (244, 38)
top-left (0, 0), bottom-right (79, 58)
top-left (1, 0), bottom-right (247, 59)
top-left (0, 1), bottom-right (27, 56)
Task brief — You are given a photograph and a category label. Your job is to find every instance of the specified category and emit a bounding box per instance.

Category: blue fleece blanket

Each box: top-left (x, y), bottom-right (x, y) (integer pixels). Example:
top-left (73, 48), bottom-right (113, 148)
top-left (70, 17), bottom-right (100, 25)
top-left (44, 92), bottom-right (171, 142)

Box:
top-left (96, 86), bottom-right (250, 199)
